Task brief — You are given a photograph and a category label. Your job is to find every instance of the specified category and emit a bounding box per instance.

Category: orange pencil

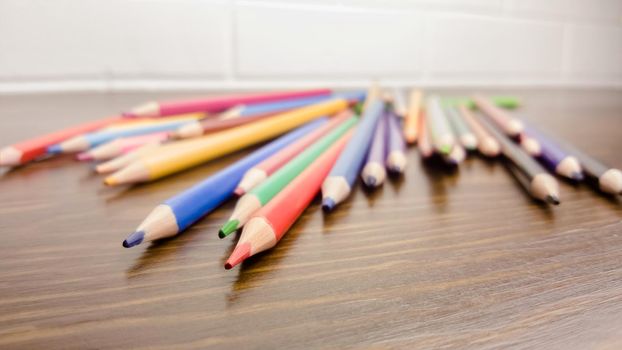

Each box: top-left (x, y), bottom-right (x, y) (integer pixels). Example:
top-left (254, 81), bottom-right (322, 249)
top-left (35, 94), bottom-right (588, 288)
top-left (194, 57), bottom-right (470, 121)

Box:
top-left (403, 89), bottom-right (423, 144)
top-left (225, 129), bottom-right (352, 269)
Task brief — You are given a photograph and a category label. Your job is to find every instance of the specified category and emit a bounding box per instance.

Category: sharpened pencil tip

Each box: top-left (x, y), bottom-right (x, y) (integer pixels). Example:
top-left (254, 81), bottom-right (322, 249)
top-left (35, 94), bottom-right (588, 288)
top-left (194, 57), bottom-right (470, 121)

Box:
top-left (225, 242), bottom-right (251, 270)
top-left (439, 145), bottom-right (452, 155)
top-left (322, 197), bottom-right (336, 213)
top-left (545, 195), bottom-right (560, 205)
top-left (103, 176), bottom-right (118, 186)
top-left (364, 176), bottom-right (377, 187)
top-left (47, 144), bottom-right (62, 154)
top-left (233, 187), bottom-right (245, 197)
top-left (76, 152), bottom-right (93, 161)
top-left (570, 171), bottom-right (584, 181)
top-left (219, 220), bottom-right (240, 238)
top-left (123, 231), bottom-right (145, 248)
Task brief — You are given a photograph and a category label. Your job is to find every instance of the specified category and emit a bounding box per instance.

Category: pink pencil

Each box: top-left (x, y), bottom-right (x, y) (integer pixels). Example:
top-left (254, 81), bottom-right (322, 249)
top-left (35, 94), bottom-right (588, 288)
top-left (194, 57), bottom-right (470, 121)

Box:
top-left (76, 131), bottom-right (170, 161)
top-left (234, 110), bottom-right (353, 196)
top-left (124, 89), bottom-right (332, 118)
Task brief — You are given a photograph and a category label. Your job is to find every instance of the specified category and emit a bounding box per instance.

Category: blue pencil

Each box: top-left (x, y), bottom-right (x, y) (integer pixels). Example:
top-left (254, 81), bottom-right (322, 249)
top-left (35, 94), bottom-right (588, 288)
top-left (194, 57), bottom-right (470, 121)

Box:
top-left (122, 118), bottom-right (328, 248)
top-left (321, 99), bottom-right (385, 212)
top-left (48, 119), bottom-right (194, 153)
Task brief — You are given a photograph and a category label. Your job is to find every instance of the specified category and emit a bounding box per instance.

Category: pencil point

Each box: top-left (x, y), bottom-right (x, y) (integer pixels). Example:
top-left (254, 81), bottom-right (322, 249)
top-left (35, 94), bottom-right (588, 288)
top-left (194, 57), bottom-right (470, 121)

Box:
top-left (47, 144), bottom-right (62, 154)
top-left (219, 220), bottom-right (239, 238)
top-left (545, 195), bottom-right (560, 205)
top-left (364, 176), bottom-right (377, 187)
top-left (439, 144), bottom-right (452, 155)
top-left (225, 242), bottom-right (251, 270)
top-left (103, 176), bottom-right (117, 186)
top-left (76, 152), bottom-right (93, 161)
top-left (123, 230), bottom-right (145, 248)
top-left (322, 197), bottom-right (336, 212)
top-left (570, 171), bottom-right (584, 181)
top-left (233, 187), bottom-right (245, 197)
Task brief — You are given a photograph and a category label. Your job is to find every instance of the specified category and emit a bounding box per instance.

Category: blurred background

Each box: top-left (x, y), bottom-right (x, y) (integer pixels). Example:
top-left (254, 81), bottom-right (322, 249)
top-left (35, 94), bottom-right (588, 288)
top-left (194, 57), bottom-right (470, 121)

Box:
top-left (0, 0), bottom-right (620, 94)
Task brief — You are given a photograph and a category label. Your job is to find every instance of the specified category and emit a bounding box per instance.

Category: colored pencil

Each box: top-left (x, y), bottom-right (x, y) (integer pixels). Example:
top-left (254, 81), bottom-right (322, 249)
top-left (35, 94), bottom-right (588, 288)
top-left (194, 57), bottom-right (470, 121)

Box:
top-left (174, 92), bottom-right (365, 139)
top-left (444, 106), bottom-right (477, 151)
top-left (121, 119), bottom-right (327, 248)
top-left (95, 143), bottom-right (161, 174)
top-left (104, 98), bottom-right (349, 185)
top-left (417, 110), bottom-right (434, 159)
top-left (390, 88), bottom-right (407, 118)
top-left (361, 112), bottom-right (387, 188)
top-left (476, 113), bottom-right (560, 204)
top-left (426, 95), bottom-right (455, 155)
top-left (235, 111), bottom-right (353, 196)
top-left (403, 89), bottom-right (423, 144)
top-left (473, 94), bottom-right (524, 137)
top-left (219, 115), bottom-right (357, 237)
top-left (124, 89), bottom-right (332, 118)
top-left (457, 105), bottom-right (500, 158)
top-left (520, 123), bottom-right (583, 181)
top-left (76, 131), bottom-right (170, 161)
top-left (0, 115), bottom-right (126, 167)
top-left (385, 111), bottom-right (407, 174)
top-left (552, 135), bottom-right (622, 195)
top-left (49, 115), bottom-right (203, 153)
top-left (321, 99), bottom-right (385, 212)
top-left (225, 129), bottom-right (351, 269)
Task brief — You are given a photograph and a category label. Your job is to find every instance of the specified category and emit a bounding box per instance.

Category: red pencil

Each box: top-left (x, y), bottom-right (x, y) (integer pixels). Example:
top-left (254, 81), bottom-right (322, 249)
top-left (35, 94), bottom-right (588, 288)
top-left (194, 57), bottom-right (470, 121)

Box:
top-left (234, 110), bottom-right (353, 196)
top-left (124, 89), bottom-right (332, 118)
top-left (0, 115), bottom-right (125, 167)
top-left (225, 129), bottom-right (353, 270)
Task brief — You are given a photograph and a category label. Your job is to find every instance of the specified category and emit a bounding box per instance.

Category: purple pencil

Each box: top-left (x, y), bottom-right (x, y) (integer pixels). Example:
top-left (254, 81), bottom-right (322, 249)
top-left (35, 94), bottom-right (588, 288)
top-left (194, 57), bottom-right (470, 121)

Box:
top-left (521, 124), bottom-right (583, 181)
top-left (385, 111), bottom-right (407, 174)
top-left (361, 112), bottom-right (388, 188)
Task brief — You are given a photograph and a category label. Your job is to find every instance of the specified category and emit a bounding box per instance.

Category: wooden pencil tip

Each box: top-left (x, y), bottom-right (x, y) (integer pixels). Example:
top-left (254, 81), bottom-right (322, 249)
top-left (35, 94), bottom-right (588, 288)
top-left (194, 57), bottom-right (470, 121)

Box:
top-left (322, 197), bottom-right (336, 213)
top-left (545, 195), bottom-right (560, 205)
top-left (103, 176), bottom-right (117, 186)
top-left (233, 187), bottom-right (245, 197)
top-left (76, 152), bottom-right (93, 161)
top-left (219, 220), bottom-right (240, 238)
top-left (123, 231), bottom-right (145, 248)
top-left (224, 242), bottom-right (251, 270)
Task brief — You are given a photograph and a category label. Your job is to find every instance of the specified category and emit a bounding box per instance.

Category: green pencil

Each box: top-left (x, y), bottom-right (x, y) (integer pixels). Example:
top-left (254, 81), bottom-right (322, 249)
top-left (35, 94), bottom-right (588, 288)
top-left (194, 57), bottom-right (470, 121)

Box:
top-left (219, 115), bottom-right (358, 238)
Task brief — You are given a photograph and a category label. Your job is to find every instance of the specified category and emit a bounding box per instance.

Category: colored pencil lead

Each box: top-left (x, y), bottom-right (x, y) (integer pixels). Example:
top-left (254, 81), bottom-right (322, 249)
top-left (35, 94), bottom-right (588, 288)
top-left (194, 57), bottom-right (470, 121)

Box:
top-left (322, 198), bottom-right (336, 213)
top-left (224, 242), bottom-right (252, 270)
top-left (219, 219), bottom-right (240, 238)
top-left (123, 231), bottom-right (145, 248)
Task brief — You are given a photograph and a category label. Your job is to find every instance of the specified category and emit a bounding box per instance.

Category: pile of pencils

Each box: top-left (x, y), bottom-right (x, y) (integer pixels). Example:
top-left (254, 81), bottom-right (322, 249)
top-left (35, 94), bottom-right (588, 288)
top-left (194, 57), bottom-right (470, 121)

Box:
top-left (1, 86), bottom-right (621, 270)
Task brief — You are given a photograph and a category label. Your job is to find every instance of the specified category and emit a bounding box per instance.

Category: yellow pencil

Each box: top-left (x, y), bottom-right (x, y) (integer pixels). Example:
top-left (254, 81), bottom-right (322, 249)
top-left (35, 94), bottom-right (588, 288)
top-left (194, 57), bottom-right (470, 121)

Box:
top-left (104, 98), bottom-right (349, 185)
top-left (403, 89), bottom-right (423, 144)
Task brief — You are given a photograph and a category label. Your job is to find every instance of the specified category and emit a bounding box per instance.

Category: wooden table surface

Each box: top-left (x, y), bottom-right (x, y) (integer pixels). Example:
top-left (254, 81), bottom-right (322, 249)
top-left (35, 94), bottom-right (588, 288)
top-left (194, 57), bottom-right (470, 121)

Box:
top-left (1, 89), bottom-right (621, 349)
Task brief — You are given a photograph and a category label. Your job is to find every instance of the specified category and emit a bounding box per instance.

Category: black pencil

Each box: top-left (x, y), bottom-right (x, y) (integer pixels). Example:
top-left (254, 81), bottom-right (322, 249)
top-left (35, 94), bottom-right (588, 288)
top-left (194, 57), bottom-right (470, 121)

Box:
top-left (476, 113), bottom-right (560, 204)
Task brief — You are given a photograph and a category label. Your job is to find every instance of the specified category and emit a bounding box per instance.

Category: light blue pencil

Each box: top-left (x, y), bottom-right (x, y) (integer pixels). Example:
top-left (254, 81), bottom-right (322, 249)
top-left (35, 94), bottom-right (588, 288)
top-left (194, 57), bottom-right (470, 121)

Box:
top-left (321, 99), bottom-right (385, 212)
top-left (48, 119), bottom-right (194, 153)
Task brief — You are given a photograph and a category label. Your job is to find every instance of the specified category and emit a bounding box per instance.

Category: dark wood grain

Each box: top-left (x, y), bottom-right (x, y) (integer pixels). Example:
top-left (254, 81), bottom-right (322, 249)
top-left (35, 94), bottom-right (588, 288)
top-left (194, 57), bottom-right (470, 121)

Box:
top-left (1, 89), bottom-right (621, 350)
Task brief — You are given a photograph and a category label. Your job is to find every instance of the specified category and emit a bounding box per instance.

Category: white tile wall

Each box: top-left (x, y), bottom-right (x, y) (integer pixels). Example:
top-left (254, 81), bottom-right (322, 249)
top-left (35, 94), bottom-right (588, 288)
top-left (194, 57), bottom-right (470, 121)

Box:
top-left (0, 0), bottom-right (620, 93)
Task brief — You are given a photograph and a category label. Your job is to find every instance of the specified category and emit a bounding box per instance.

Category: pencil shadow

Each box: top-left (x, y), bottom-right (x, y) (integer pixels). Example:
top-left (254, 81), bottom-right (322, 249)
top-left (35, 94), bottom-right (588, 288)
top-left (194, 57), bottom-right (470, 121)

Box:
top-left (420, 155), bottom-right (452, 213)
top-left (224, 203), bottom-right (321, 305)
top-left (500, 162), bottom-right (555, 221)
top-left (125, 237), bottom-right (187, 278)
top-left (361, 181), bottom-right (385, 208)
